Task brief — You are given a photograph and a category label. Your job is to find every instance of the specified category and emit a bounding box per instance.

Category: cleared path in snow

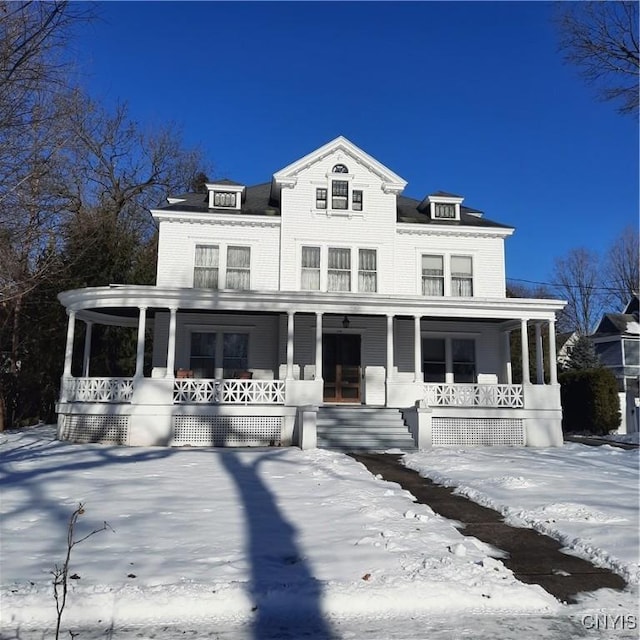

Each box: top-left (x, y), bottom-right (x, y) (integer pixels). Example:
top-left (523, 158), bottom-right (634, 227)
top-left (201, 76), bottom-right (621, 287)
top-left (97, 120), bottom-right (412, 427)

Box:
top-left (350, 453), bottom-right (627, 604)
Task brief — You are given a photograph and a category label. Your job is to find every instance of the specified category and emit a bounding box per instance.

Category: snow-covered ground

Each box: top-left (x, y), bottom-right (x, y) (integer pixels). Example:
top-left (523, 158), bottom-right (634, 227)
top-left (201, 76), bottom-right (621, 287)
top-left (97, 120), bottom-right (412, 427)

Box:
top-left (1, 426), bottom-right (638, 639)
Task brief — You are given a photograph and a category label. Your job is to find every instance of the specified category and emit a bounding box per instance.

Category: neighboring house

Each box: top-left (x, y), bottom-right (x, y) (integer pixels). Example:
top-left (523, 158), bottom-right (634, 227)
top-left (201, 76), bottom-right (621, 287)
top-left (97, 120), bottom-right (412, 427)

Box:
top-left (556, 331), bottom-right (580, 371)
top-left (591, 295), bottom-right (640, 434)
top-left (56, 137), bottom-right (566, 449)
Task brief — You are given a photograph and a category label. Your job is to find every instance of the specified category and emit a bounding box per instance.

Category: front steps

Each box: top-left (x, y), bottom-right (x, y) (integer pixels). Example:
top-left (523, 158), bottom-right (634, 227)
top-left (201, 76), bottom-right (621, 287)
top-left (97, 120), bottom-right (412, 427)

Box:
top-left (316, 406), bottom-right (416, 452)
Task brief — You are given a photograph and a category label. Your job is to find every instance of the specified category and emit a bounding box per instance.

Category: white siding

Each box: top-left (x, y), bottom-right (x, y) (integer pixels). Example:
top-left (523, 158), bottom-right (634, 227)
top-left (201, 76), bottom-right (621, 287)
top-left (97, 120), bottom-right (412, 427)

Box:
top-left (279, 150), bottom-right (398, 293)
top-left (395, 232), bottom-right (507, 298)
top-left (156, 219), bottom-right (281, 290)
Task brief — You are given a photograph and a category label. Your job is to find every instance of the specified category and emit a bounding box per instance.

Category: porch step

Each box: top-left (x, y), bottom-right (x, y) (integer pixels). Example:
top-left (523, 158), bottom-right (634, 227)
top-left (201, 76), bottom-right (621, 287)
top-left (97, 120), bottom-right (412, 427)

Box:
top-left (317, 407), bottom-right (416, 452)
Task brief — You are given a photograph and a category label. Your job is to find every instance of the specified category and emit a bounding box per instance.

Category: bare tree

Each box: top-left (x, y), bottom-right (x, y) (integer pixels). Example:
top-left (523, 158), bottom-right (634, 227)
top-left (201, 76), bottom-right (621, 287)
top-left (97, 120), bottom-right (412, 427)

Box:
top-left (603, 225), bottom-right (639, 310)
top-left (0, 2), bottom-right (90, 431)
top-left (553, 247), bottom-right (605, 335)
top-left (555, 1), bottom-right (639, 116)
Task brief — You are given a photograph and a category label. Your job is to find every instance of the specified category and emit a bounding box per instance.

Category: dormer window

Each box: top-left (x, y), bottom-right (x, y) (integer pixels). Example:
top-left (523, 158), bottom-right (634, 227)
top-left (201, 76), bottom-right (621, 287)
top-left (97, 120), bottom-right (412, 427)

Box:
top-left (421, 192), bottom-right (464, 221)
top-left (206, 181), bottom-right (245, 210)
top-left (213, 192), bottom-right (237, 208)
top-left (332, 164), bottom-right (349, 173)
top-left (434, 203), bottom-right (456, 219)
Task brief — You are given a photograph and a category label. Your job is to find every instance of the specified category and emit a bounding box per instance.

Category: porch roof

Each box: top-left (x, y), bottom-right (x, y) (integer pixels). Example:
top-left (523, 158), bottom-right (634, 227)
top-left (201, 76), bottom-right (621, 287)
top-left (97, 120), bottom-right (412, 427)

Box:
top-left (59, 285), bottom-right (566, 326)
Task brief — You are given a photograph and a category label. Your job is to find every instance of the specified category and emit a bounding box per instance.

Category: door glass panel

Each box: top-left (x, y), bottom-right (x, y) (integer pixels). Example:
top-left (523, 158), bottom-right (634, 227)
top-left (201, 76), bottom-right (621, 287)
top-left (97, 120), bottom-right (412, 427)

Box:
top-left (323, 334), bottom-right (361, 402)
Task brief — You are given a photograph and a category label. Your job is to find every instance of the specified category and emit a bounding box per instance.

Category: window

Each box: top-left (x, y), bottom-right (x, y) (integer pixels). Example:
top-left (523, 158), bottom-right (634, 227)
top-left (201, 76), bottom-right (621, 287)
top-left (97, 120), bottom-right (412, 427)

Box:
top-left (452, 339), bottom-right (475, 382)
top-left (352, 189), bottom-right (363, 211)
top-left (316, 188), bottom-right (327, 209)
top-left (328, 247), bottom-right (351, 291)
top-left (623, 339), bottom-right (639, 368)
top-left (194, 245), bottom-right (219, 289)
top-left (422, 255), bottom-right (444, 296)
top-left (451, 256), bottom-right (473, 296)
top-left (422, 337), bottom-right (476, 383)
top-left (433, 203), bottom-right (456, 219)
top-left (332, 180), bottom-right (348, 209)
top-left (223, 333), bottom-right (248, 377)
top-left (190, 333), bottom-right (216, 378)
top-left (213, 191), bottom-right (237, 208)
top-left (423, 339), bottom-right (446, 382)
top-left (332, 164), bottom-right (349, 173)
top-left (301, 246), bottom-right (321, 290)
top-left (226, 246), bottom-right (250, 290)
top-left (358, 249), bottom-right (377, 293)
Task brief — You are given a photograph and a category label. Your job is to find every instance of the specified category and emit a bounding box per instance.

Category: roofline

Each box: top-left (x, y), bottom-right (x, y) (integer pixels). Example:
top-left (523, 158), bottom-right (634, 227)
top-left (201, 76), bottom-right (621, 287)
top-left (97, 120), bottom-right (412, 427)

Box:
top-left (58, 285), bottom-right (566, 322)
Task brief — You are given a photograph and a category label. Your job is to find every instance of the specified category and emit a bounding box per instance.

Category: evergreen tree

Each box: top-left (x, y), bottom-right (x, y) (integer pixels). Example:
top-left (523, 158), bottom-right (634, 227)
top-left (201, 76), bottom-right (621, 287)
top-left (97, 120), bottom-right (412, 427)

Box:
top-left (564, 335), bottom-right (601, 371)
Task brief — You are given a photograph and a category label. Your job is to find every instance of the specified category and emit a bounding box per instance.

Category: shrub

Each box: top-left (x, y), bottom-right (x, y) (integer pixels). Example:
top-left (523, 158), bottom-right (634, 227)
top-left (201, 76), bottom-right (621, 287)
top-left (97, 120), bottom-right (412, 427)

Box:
top-left (559, 368), bottom-right (620, 435)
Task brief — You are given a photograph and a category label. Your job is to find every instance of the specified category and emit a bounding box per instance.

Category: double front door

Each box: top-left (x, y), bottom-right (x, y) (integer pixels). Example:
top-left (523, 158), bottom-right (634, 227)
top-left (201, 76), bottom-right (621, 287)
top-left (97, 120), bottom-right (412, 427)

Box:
top-left (323, 334), bottom-right (361, 403)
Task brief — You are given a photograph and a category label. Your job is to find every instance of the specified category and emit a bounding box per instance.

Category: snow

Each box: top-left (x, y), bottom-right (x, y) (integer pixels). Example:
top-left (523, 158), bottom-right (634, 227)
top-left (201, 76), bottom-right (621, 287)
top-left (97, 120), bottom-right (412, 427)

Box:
top-left (625, 320), bottom-right (640, 335)
top-left (1, 426), bottom-right (638, 639)
top-left (405, 444), bottom-right (640, 586)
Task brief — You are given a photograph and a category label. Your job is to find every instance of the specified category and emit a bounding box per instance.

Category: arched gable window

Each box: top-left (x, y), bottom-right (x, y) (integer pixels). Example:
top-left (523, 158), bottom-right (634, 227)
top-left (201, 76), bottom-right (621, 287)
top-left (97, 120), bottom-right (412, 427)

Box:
top-left (332, 164), bottom-right (349, 174)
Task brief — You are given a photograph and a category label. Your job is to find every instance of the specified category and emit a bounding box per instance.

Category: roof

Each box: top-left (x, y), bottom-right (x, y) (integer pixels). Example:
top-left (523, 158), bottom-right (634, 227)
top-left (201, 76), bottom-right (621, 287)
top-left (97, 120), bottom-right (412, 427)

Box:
top-left (158, 184), bottom-right (512, 229)
top-left (159, 182), bottom-right (280, 216)
top-left (430, 190), bottom-right (465, 199)
top-left (208, 178), bottom-right (244, 187)
top-left (397, 194), bottom-right (513, 229)
top-left (593, 312), bottom-right (640, 337)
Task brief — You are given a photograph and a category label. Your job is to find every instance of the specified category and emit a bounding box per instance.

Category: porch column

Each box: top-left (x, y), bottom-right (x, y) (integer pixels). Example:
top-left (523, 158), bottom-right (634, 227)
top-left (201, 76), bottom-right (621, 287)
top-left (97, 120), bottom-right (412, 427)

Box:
top-left (547, 318), bottom-right (558, 385)
top-left (165, 307), bottom-right (177, 378)
top-left (520, 318), bottom-right (530, 384)
top-left (82, 321), bottom-right (93, 377)
top-left (386, 314), bottom-right (394, 382)
top-left (315, 312), bottom-right (323, 380)
top-left (535, 322), bottom-right (544, 384)
top-left (413, 315), bottom-right (422, 382)
top-left (503, 331), bottom-right (512, 384)
top-left (63, 310), bottom-right (76, 377)
top-left (286, 311), bottom-right (294, 380)
top-left (134, 306), bottom-right (147, 378)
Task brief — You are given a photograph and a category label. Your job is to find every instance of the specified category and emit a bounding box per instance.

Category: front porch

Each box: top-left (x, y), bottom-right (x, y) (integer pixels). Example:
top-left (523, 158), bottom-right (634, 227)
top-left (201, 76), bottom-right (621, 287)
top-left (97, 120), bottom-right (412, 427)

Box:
top-left (56, 286), bottom-right (565, 448)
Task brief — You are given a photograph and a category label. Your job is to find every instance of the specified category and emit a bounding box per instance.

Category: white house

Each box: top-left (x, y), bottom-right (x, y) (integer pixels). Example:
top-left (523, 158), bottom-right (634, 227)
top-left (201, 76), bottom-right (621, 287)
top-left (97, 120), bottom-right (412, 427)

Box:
top-left (56, 137), bottom-right (566, 449)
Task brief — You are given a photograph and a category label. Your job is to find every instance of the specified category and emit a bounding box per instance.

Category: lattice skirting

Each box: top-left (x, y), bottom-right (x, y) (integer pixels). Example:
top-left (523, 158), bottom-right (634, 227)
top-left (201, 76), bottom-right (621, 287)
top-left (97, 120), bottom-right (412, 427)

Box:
top-left (432, 418), bottom-right (524, 446)
top-left (59, 414), bottom-right (130, 445)
top-left (172, 416), bottom-right (282, 447)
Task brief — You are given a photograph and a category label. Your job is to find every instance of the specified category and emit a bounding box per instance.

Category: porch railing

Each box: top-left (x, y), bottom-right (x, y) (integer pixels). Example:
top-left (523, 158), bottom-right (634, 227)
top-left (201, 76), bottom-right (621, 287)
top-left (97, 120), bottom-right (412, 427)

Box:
top-left (424, 383), bottom-right (524, 408)
top-left (64, 377), bottom-right (134, 403)
top-left (173, 379), bottom-right (286, 405)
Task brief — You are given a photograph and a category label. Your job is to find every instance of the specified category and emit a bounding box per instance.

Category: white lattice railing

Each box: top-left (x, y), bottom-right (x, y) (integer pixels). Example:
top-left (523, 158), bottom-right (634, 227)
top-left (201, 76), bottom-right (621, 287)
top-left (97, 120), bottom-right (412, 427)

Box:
top-left (424, 384), bottom-right (524, 408)
top-left (173, 379), bottom-right (286, 405)
top-left (64, 377), bottom-right (134, 403)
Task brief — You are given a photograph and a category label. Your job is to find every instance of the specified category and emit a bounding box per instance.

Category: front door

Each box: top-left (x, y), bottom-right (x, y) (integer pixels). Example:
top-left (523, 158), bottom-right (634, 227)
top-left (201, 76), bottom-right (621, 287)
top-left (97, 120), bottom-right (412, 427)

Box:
top-left (323, 334), bottom-right (361, 403)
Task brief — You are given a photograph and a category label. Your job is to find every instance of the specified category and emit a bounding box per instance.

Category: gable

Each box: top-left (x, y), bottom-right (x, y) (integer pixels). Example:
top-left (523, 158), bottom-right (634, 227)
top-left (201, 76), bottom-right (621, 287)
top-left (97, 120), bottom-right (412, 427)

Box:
top-left (272, 136), bottom-right (407, 196)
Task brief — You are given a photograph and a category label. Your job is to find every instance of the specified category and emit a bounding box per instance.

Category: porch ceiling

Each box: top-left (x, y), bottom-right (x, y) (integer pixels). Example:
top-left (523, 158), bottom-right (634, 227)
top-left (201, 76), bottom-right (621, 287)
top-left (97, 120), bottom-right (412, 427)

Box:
top-left (60, 285), bottom-right (566, 325)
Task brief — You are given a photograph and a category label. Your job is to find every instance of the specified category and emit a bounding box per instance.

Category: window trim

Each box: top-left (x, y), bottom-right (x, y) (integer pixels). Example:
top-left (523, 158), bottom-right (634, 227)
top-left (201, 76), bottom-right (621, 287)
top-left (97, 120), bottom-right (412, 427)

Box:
top-left (192, 241), bottom-right (253, 291)
top-left (186, 325), bottom-right (252, 379)
top-left (421, 333), bottom-right (478, 384)
top-left (418, 251), bottom-right (475, 297)
top-left (193, 244), bottom-right (220, 289)
top-left (358, 248), bottom-right (377, 293)
top-left (327, 246), bottom-right (352, 292)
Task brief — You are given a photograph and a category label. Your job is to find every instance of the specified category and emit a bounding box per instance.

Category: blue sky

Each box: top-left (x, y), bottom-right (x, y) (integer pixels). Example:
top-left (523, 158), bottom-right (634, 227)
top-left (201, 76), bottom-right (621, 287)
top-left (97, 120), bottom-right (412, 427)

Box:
top-left (72, 1), bottom-right (638, 291)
